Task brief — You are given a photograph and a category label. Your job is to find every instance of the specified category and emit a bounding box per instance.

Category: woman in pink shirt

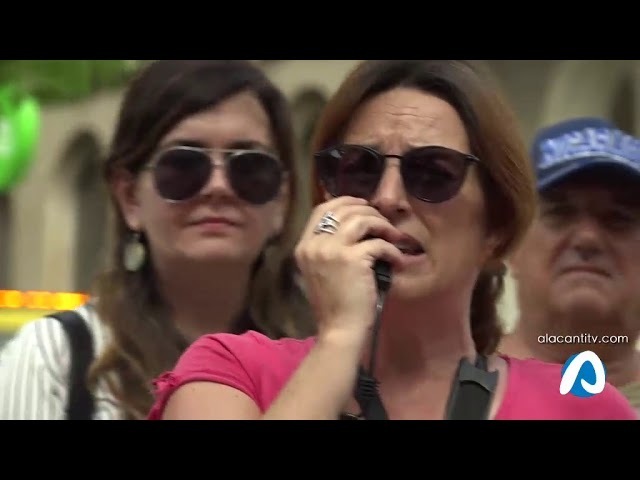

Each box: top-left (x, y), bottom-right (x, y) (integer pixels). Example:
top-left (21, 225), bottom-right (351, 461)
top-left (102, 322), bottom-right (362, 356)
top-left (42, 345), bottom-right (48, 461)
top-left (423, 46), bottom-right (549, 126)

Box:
top-left (149, 60), bottom-right (637, 420)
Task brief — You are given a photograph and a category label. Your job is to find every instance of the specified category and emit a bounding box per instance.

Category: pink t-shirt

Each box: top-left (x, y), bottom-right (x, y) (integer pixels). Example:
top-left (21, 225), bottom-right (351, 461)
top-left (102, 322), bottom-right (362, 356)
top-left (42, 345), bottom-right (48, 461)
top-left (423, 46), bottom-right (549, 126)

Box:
top-left (148, 330), bottom-right (637, 420)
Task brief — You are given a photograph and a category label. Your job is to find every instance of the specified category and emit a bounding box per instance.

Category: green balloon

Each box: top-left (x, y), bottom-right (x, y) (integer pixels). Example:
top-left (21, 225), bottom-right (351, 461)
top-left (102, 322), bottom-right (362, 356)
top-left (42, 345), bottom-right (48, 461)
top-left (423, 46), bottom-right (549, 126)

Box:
top-left (0, 84), bottom-right (40, 193)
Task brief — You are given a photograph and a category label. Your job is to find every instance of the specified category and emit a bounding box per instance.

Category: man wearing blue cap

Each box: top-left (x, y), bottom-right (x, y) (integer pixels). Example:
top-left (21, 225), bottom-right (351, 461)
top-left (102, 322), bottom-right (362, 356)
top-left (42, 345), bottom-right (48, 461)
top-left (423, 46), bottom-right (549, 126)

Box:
top-left (500, 117), bottom-right (640, 411)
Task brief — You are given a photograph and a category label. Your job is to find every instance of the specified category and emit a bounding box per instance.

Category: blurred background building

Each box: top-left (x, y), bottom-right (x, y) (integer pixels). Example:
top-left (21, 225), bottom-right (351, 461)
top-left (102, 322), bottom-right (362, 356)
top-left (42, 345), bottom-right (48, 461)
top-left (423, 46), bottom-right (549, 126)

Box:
top-left (1, 60), bottom-right (639, 344)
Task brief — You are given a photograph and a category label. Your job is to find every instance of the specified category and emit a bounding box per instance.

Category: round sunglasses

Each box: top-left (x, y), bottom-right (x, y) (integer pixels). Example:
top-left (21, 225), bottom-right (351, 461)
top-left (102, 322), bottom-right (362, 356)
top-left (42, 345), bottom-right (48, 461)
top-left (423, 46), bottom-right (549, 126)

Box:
top-left (314, 144), bottom-right (481, 203)
top-left (144, 145), bottom-right (285, 204)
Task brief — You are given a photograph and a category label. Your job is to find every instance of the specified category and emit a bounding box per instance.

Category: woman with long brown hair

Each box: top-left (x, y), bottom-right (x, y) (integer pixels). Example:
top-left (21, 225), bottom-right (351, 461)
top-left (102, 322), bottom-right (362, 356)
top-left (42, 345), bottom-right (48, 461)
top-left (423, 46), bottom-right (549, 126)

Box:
top-left (149, 60), bottom-right (636, 420)
top-left (0, 60), bottom-right (314, 419)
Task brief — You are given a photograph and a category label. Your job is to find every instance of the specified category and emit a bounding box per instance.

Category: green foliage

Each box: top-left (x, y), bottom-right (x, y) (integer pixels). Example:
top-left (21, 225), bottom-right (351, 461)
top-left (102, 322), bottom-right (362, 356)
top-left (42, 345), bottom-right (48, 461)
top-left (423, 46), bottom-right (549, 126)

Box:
top-left (0, 60), bottom-right (150, 104)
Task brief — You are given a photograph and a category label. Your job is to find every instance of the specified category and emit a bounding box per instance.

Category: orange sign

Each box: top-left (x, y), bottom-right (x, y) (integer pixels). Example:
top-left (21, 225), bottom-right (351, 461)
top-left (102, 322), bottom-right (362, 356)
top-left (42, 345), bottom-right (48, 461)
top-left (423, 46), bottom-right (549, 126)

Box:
top-left (0, 290), bottom-right (89, 311)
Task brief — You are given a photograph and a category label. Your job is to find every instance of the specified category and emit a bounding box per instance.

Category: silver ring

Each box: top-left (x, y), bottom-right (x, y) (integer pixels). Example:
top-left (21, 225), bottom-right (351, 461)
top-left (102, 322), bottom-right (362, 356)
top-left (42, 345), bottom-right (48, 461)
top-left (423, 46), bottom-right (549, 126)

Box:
top-left (313, 211), bottom-right (340, 235)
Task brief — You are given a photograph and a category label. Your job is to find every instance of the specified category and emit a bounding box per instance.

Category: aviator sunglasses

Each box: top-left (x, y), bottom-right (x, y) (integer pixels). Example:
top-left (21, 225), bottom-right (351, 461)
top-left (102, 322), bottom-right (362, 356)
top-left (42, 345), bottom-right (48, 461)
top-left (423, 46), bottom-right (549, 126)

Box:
top-left (144, 145), bottom-right (285, 204)
top-left (314, 144), bottom-right (481, 203)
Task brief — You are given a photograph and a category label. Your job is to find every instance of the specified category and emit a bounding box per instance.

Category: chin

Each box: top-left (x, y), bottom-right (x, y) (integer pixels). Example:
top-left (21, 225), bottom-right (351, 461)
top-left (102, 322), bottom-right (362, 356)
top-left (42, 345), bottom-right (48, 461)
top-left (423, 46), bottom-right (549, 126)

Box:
top-left (553, 293), bottom-right (616, 323)
top-left (388, 274), bottom-right (438, 302)
top-left (178, 243), bottom-right (255, 264)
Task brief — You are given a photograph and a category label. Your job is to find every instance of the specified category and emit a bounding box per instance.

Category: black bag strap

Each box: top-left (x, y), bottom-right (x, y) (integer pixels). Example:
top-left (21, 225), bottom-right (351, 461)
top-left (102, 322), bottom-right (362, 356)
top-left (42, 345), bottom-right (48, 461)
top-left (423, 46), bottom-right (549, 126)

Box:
top-left (48, 310), bottom-right (95, 420)
top-left (444, 355), bottom-right (498, 420)
top-left (345, 354), bottom-right (498, 421)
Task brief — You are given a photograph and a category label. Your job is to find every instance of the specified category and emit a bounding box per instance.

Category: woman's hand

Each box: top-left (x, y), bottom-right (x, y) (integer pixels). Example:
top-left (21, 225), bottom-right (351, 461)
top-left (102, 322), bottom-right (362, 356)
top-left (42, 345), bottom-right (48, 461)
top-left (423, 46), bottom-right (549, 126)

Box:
top-left (295, 196), bottom-right (405, 341)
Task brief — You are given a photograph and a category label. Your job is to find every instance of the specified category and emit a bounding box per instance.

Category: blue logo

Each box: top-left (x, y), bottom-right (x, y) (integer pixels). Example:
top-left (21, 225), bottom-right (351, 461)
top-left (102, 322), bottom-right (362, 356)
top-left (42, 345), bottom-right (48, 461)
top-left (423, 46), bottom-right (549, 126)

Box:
top-left (560, 350), bottom-right (607, 398)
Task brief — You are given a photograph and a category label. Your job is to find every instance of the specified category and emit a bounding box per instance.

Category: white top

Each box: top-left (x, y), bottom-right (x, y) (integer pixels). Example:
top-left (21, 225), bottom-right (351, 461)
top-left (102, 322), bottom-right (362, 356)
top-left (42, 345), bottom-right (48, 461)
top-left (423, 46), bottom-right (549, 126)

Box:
top-left (0, 304), bottom-right (123, 420)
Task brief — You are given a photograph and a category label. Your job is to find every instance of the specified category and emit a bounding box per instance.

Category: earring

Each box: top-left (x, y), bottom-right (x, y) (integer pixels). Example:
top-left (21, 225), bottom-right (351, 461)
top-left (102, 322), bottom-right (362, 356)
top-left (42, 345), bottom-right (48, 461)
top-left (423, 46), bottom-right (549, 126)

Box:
top-left (123, 231), bottom-right (146, 272)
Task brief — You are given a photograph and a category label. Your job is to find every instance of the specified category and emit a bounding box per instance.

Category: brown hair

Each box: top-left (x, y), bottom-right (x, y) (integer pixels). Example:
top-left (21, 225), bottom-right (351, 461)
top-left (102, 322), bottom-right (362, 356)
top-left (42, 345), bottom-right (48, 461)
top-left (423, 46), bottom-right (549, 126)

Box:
top-left (89, 60), bottom-right (314, 419)
top-left (309, 60), bottom-right (536, 355)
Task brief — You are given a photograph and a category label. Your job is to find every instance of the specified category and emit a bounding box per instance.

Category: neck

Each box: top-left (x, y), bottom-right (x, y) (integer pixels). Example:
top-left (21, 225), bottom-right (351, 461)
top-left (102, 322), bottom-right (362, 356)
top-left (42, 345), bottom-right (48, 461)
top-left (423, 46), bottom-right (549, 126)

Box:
top-left (155, 257), bottom-right (253, 342)
top-left (509, 311), bottom-right (640, 388)
top-left (365, 290), bottom-right (477, 386)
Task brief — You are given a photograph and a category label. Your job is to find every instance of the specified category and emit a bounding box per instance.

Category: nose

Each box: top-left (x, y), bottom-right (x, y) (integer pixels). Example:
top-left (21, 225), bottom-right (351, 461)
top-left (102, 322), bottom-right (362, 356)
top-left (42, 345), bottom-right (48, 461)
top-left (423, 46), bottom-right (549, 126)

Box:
top-left (200, 156), bottom-right (235, 199)
top-left (369, 162), bottom-right (410, 220)
top-left (568, 215), bottom-right (606, 260)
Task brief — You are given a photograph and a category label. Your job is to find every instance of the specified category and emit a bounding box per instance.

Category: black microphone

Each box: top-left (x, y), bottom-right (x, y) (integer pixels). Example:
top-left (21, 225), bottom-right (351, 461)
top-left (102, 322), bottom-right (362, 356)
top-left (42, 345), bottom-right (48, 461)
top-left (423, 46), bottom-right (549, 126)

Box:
top-left (373, 260), bottom-right (392, 294)
top-left (362, 235), bottom-right (393, 294)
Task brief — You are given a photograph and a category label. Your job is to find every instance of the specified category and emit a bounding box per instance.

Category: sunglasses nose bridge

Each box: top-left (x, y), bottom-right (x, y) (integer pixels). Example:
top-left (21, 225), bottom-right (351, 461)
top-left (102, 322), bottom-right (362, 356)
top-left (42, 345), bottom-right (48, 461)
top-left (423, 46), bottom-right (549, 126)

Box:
top-left (200, 151), bottom-right (233, 193)
top-left (369, 160), bottom-right (409, 210)
top-left (378, 156), bottom-right (401, 182)
top-left (206, 149), bottom-right (227, 169)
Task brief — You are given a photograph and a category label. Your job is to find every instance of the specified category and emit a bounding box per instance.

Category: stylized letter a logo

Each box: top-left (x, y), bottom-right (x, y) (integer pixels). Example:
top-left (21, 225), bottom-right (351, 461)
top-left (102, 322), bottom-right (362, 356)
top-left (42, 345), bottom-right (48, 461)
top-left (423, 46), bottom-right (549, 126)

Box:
top-left (559, 350), bottom-right (606, 398)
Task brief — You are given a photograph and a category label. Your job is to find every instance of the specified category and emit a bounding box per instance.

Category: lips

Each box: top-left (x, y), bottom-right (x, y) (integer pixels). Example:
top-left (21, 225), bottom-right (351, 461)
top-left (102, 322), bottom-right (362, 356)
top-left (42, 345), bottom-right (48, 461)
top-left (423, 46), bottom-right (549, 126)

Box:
top-left (559, 265), bottom-right (611, 277)
top-left (189, 216), bottom-right (240, 227)
top-left (393, 234), bottom-right (425, 256)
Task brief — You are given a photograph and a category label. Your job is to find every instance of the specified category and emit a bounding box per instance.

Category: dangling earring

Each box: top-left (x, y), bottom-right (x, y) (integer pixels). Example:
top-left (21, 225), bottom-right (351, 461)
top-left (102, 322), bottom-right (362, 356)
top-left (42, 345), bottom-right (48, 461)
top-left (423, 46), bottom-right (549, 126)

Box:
top-left (123, 231), bottom-right (146, 272)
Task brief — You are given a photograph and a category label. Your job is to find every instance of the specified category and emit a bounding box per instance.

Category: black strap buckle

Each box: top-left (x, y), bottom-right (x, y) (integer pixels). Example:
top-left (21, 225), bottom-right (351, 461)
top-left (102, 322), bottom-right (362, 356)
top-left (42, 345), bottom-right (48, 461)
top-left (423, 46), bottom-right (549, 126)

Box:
top-left (445, 356), bottom-right (498, 420)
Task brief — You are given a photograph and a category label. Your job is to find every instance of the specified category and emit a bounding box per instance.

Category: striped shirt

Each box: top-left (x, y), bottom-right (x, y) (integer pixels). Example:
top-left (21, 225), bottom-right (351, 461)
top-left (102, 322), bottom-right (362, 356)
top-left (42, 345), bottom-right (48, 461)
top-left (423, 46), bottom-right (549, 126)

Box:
top-left (0, 304), bottom-right (123, 420)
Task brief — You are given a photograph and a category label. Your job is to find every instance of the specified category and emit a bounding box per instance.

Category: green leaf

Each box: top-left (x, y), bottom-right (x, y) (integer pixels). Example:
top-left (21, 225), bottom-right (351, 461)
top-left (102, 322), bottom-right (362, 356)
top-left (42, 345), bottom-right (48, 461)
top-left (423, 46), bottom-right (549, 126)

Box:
top-left (0, 60), bottom-right (147, 104)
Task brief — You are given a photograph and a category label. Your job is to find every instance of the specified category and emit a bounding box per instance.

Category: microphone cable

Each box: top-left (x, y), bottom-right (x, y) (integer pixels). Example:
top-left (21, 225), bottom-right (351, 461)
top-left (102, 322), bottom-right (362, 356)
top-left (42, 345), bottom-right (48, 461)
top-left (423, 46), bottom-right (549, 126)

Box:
top-left (351, 260), bottom-right (392, 420)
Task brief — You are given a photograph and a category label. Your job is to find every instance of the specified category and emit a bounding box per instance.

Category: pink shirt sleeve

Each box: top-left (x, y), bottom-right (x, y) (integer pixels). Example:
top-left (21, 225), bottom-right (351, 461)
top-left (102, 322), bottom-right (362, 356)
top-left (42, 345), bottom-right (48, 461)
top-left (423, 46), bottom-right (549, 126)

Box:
top-left (595, 382), bottom-right (639, 420)
top-left (148, 332), bottom-right (260, 420)
top-left (147, 330), bottom-right (314, 420)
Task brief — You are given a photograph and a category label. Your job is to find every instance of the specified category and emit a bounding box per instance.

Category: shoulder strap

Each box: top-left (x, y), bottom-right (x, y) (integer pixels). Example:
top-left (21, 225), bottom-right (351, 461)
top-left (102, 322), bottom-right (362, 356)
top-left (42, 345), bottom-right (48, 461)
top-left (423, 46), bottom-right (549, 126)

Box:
top-left (48, 310), bottom-right (95, 420)
top-left (348, 355), bottom-right (498, 421)
top-left (445, 355), bottom-right (498, 420)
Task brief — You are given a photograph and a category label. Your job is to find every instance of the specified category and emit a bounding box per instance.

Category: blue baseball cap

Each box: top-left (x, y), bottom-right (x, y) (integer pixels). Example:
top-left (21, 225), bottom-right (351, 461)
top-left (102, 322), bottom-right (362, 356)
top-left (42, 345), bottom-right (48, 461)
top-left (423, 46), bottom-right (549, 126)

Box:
top-left (531, 117), bottom-right (640, 191)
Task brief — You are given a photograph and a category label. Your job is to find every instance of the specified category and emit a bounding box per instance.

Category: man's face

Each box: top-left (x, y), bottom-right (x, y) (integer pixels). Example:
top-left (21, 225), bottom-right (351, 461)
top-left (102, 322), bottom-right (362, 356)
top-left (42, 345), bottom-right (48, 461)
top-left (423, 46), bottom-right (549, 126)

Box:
top-left (511, 168), bottom-right (640, 333)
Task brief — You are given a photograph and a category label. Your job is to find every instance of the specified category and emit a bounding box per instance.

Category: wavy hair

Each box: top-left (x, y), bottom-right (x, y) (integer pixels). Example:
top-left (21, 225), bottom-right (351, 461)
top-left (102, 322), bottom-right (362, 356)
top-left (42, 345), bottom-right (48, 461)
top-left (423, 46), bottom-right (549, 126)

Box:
top-left (89, 60), bottom-right (314, 419)
top-left (309, 60), bottom-right (537, 354)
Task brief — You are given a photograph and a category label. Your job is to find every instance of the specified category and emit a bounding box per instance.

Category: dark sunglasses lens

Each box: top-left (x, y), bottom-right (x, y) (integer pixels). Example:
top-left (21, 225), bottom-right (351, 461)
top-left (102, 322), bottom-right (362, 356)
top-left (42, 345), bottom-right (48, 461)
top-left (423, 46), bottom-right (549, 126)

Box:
top-left (315, 146), bottom-right (383, 199)
top-left (228, 152), bottom-right (282, 205)
top-left (154, 149), bottom-right (211, 201)
top-left (402, 147), bottom-right (470, 202)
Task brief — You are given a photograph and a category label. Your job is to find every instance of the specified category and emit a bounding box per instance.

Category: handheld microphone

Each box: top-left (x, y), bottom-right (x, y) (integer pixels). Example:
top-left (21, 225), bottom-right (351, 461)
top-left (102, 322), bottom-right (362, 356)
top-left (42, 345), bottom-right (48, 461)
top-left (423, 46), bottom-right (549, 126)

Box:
top-left (373, 260), bottom-right (392, 294)
top-left (362, 235), bottom-right (393, 293)
top-left (369, 258), bottom-right (390, 374)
